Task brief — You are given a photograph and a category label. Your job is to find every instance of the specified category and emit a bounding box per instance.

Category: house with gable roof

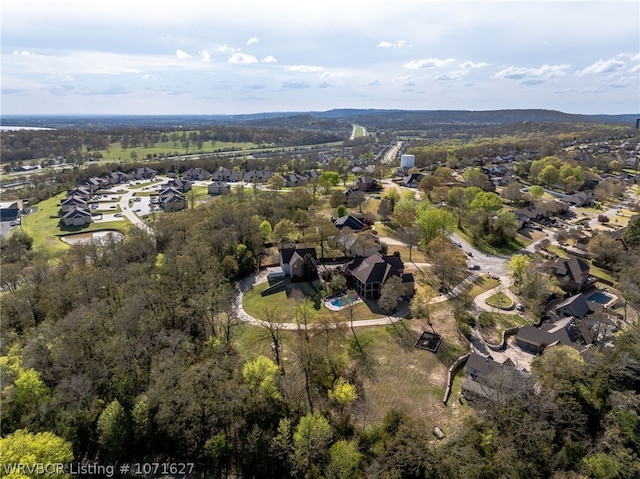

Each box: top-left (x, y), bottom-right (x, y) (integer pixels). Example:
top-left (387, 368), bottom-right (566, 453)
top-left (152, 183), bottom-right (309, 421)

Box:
top-left (515, 316), bottom-right (580, 354)
top-left (333, 214), bottom-right (366, 231)
top-left (543, 257), bottom-right (593, 294)
top-left (182, 168), bottom-right (211, 181)
top-left (62, 207), bottom-right (92, 226)
top-left (279, 246), bottom-right (318, 278)
top-left (344, 253), bottom-right (414, 298)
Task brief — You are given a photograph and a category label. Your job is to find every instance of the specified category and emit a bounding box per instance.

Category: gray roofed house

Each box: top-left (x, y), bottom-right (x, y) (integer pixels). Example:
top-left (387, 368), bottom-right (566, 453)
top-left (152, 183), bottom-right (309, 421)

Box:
top-left (461, 352), bottom-right (532, 402)
top-left (207, 181), bottom-right (231, 195)
top-left (212, 167), bottom-right (243, 182)
top-left (279, 247), bottom-right (318, 278)
top-left (182, 168), bottom-right (211, 181)
top-left (60, 195), bottom-right (88, 213)
top-left (344, 253), bottom-right (413, 298)
top-left (515, 316), bottom-right (579, 354)
top-left (0, 200), bottom-right (24, 221)
top-left (62, 206), bottom-right (92, 226)
top-left (166, 179), bottom-right (192, 192)
top-left (554, 293), bottom-right (603, 318)
top-left (333, 214), bottom-right (365, 231)
top-left (543, 257), bottom-right (592, 294)
top-left (402, 173), bottom-right (425, 188)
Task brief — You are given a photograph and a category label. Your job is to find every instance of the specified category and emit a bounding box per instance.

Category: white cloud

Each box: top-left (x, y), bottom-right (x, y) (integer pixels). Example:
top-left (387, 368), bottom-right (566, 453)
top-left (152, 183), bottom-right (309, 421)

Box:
top-left (247, 37), bottom-right (259, 45)
top-left (377, 40), bottom-right (406, 48)
top-left (200, 50), bottom-right (211, 62)
top-left (229, 53), bottom-right (258, 64)
top-left (435, 70), bottom-right (470, 81)
top-left (575, 58), bottom-right (626, 76)
top-left (393, 75), bottom-right (415, 86)
top-left (142, 74), bottom-right (157, 80)
top-left (13, 50), bottom-right (33, 56)
top-left (176, 49), bottom-right (191, 59)
top-left (216, 44), bottom-right (237, 54)
top-left (404, 58), bottom-right (455, 69)
top-left (261, 55), bottom-right (278, 63)
top-left (494, 64), bottom-right (570, 82)
top-left (459, 61), bottom-right (488, 69)
top-left (285, 65), bottom-right (324, 73)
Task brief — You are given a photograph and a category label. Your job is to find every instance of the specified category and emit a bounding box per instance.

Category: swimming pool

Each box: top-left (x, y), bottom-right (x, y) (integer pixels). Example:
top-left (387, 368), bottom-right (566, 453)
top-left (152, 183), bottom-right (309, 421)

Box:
top-left (330, 296), bottom-right (358, 308)
top-left (587, 291), bottom-right (614, 305)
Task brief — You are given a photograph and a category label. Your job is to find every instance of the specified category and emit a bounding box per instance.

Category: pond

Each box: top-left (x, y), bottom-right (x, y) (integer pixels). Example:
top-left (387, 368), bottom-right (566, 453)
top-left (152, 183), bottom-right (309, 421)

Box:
top-left (60, 230), bottom-right (124, 245)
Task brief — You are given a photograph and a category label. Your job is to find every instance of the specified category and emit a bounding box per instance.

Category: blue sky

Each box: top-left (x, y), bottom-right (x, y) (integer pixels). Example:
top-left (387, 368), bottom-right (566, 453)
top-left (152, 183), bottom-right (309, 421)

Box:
top-left (2, 0), bottom-right (639, 115)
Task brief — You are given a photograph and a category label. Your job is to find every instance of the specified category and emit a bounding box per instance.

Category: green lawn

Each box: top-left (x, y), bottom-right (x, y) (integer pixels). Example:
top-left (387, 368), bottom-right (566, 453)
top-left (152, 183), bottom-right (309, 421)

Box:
top-left (20, 192), bottom-right (130, 257)
top-left (485, 292), bottom-right (514, 309)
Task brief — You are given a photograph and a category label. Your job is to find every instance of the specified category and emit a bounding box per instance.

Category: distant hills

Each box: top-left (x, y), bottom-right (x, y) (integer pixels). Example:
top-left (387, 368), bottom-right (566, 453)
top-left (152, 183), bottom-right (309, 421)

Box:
top-left (1, 109), bottom-right (637, 130)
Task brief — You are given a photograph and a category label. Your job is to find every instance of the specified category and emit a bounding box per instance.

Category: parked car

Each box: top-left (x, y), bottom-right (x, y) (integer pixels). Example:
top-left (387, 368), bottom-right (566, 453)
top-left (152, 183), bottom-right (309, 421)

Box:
top-left (114, 213), bottom-right (123, 218)
top-left (469, 264), bottom-right (480, 270)
top-left (466, 251), bottom-right (473, 257)
top-left (516, 303), bottom-right (524, 311)
top-left (454, 241), bottom-right (462, 247)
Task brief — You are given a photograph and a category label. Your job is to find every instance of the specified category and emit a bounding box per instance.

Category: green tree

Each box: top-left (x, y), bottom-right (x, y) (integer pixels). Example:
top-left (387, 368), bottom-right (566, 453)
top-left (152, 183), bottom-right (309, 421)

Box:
top-left (259, 220), bottom-right (272, 243)
top-left (293, 411), bottom-right (333, 475)
top-left (97, 399), bottom-right (129, 457)
top-left (393, 199), bottom-right (417, 228)
top-left (273, 219), bottom-right (297, 245)
top-left (0, 430), bottom-right (73, 479)
top-left (328, 377), bottom-right (358, 409)
top-left (508, 254), bottom-right (531, 289)
top-left (335, 204), bottom-right (348, 218)
top-left (243, 355), bottom-right (281, 400)
top-left (326, 440), bottom-right (362, 479)
top-left (416, 206), bottom-right (455, 245)
top-left (378, 276), bottom-right (403, 314)
top-left (470, 191), bottom-right (503, 232)
top-left (623, 217), bottom-right (640, 247)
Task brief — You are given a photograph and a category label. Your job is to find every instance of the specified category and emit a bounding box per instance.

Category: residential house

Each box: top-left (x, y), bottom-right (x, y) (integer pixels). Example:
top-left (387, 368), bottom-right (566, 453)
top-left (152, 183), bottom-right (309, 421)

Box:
top-left (515, 316), bottom-right (579, 354)
top-left (212, 167), bottom-right (243, 182)
top-left (355, 176), bottom-right (378, 192)
top-left (131, 167), bottom-right (157, 180)
top-left (554, 293), bottom-right (603, 318)
top-left (182, 168), bottom-right (211, 181)
top-left (79, 177), bottom-right (107, 192)
top-left (284, 173), bottom-right (308, 188)
top-left (543, 257), bottom-right (592, 294)
top-left (559, 191), bottom-right (594, 207)
top-left (62, 207), bottom-right (92, 226)
top-left (333, 214), bottom-right (366, 231)
top-left (344, 253), bottom-right (414, 298)
top-left (401, 172), bottom-right (425, 188)
top-left (328, 231), bottom-right (380, 258)
top-left (166, 179), bottom-right (192, 192)
top-left (0, 200), bottom-right (24, 221)
top-left (208, 181), bottom-right (231, 195)
top-left (279, 247), bottom-right (318, 278)
top-left (60, 195), bottom-right (88, 213)
top-left (158, 190), bottom-right (186, 212)
top-left (461, 352), bottom-right (531, 402)
top-left (66, 186), bottom-right (92, 200)
top-left (244, 170), bottom-right (273, 183)
top-left (104, 171), bottom-right (130, 185)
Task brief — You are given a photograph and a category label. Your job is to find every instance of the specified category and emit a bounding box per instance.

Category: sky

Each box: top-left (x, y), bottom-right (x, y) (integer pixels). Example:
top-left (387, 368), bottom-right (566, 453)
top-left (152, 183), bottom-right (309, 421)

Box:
top-left (1, 0), bottom-right (639, 116)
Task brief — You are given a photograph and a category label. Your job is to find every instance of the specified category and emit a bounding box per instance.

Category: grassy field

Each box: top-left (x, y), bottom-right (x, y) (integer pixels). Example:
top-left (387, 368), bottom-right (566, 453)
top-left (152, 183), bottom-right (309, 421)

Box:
top-left (94, 140), bottom-right (261, 163)
top-left (20, 192), bottom-right (130, 257)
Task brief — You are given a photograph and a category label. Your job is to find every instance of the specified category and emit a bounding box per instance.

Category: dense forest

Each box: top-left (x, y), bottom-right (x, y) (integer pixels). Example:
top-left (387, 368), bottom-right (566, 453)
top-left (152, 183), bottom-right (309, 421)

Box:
top-left (2, 185), bottom-right (640, 478)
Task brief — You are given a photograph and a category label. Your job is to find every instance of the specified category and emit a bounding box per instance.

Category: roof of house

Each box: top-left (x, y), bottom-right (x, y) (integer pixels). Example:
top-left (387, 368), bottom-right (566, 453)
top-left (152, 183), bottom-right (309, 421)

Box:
top-left (63, 207), bottom-right (92, 219)
top-left (280, 247), bottom-right (318, 265)
top-left (554, 293), bottom-right (602, 317)
top-left (544, 257), bottom-right (590, 283)
top-left (334, 214), bottom-right (365, 231)
top-left (516, 316), bottom-right (579, 349)
top-left (346, 253), bottom-right (404, 285)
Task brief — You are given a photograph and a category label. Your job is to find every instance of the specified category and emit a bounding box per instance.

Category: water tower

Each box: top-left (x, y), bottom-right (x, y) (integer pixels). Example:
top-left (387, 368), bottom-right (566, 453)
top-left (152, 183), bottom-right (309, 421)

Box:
top-left (400, 154), bottom-right (415, 168)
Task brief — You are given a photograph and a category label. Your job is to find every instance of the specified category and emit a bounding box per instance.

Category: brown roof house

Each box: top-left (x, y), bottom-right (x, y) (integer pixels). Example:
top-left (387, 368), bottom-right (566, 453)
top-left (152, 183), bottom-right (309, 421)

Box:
top-left (344, 253), bottom-right (414, 298)
top-left (60, 195), bottom-right (88, 213)
top-left (279, 247), bottom-right (318, 278)
top-left (543, 257), bottom-right (592, 294)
